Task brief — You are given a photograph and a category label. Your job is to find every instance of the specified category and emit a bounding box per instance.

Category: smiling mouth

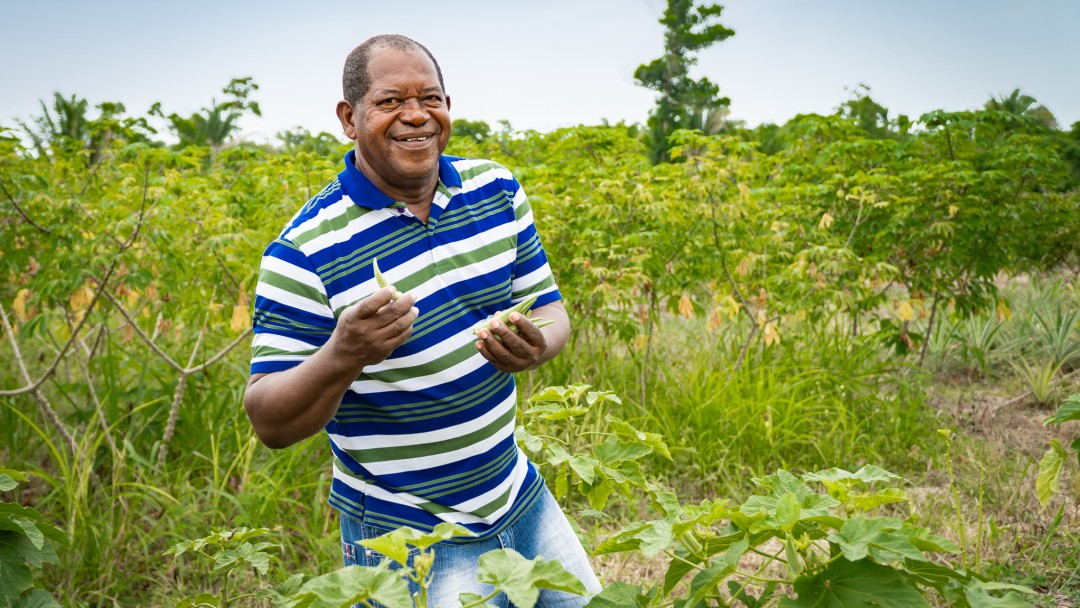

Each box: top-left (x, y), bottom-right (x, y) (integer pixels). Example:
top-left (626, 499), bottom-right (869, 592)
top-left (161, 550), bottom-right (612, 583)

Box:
top-left (398, 136), bottom-right (431, 142)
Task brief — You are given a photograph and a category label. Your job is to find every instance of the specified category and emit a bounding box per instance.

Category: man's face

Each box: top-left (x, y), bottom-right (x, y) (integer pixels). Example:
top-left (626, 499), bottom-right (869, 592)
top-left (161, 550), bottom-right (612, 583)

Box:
top-left (340, 48), bottom-right (451, 194)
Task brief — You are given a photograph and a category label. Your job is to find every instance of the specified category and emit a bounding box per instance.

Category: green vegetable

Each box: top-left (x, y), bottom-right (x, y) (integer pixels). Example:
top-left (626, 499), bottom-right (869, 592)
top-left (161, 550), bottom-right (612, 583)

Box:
top-left (372, 258), bottom-right (402, 300)
top-left (473, 294), bottom-right (553, 335)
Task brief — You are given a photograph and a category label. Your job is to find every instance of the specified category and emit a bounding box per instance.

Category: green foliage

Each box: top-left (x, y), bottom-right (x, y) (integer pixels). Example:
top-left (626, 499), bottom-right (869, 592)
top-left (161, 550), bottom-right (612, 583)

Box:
top-left (452, 118), bottom-right (493, 143)
top-left (1036, 393), bottom-right (1080, 507)
top-left (0, 468), bottom-right (65, 608)
top-left (165, 527), bottom-right (281, 608)
top-left (156, 77), bottom-right (262, 150)
top-left (634, 0), bottom-right (734, 162)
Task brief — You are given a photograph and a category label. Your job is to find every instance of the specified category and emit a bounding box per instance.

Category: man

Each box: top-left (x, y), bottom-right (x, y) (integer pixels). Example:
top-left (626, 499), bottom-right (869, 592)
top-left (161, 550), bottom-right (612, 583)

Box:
top-left (243, 34), bottom-right (601, 605)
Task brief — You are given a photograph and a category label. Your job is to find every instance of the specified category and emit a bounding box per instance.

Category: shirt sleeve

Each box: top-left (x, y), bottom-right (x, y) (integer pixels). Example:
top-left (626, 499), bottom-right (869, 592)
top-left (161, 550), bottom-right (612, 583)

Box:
top-left (249, 237), bottom-right (336, 375)
top-left (508, 176), bottom-right (561, 309)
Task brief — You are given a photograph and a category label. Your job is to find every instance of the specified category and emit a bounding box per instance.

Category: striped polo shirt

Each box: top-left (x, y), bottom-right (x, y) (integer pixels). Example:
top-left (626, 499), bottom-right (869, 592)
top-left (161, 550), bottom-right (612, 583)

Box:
top-left (250, 150), bottom-right (560, 539)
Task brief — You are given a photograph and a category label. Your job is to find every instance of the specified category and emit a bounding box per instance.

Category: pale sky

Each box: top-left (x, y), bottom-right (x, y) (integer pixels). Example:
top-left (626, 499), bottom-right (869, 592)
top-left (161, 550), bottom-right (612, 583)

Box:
top-left (2, 0), bottom-right (1077, 144)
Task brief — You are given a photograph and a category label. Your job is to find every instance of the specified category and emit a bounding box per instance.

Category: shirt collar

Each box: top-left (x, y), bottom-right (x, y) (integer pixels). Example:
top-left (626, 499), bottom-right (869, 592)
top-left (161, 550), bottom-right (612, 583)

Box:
top-left (338, 149), bottom-right (462, 209)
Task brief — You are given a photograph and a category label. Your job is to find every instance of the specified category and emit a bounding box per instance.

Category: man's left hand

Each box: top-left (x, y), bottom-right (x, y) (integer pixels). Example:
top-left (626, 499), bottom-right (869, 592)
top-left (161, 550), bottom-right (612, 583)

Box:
top-left (475, 312), bottom-right (549, 373)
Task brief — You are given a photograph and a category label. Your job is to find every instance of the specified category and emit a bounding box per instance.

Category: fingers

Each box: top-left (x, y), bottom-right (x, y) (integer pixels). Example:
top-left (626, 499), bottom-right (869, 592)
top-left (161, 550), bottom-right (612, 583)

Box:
top-left (475, 313), bottom-right (547, 373)
top-left (348, 287), bottom-right (417, 326)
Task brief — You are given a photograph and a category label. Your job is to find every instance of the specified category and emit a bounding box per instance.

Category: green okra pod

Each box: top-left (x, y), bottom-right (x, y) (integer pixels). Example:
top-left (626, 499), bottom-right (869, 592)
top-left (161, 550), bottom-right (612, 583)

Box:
top-left (372, 258), bottom-right (402, 300)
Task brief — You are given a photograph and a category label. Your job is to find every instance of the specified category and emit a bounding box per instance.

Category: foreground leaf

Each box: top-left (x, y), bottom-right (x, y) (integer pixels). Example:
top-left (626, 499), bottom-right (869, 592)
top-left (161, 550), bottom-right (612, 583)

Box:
top-left (780, 558), bottom-right (929, 607)
top-left (475, 548), bottom-right (587, 608)
top-left (286, 564), bottom-right (411, 608)
top-left (583, 582), bottom-right (647, 608)
top-left (1036, 439), bottom-right (1066, 507)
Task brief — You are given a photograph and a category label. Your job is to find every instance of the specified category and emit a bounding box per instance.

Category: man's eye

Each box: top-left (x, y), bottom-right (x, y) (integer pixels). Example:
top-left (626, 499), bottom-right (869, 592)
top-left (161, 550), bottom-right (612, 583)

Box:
top-left (379, 98), bottom-right (400, 108)
top-left (424, 96), bottom-right (443, 105)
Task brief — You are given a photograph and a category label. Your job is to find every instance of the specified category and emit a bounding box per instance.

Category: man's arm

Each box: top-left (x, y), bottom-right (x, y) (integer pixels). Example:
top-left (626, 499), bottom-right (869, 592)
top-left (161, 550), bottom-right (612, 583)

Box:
top-left (243, 287), bottom-right (418, 449)
top-left (474, 300), bottom-right (569, 373)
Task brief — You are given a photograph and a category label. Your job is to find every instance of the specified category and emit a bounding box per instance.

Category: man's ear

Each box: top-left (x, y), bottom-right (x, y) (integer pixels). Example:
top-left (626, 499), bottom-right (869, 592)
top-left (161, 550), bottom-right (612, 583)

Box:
top-left (336, 101), bottom-right (357, 140)
top-left (446, 96), bottom-right (451, 112)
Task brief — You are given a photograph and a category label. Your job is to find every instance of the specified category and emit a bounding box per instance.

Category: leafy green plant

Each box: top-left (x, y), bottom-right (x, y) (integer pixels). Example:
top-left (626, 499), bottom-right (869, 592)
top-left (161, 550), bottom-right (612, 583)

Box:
top-left (1036, 392), bottom-right (1080, 507)
top-left (591, 465), bottom-right (1035, 607)
top-left (165, 527), bottom-right (283, 608)
top-left (165, 523), bottom-right (587, 608)
top-left (0, 467), bottom-right (66, 608)
top-left (1011, 357), bottom-right (1064, 407)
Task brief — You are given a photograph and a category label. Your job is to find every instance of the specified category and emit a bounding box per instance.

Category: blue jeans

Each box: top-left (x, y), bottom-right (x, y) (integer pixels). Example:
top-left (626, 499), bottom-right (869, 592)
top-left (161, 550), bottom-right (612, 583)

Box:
top-left (340, 487), bottom-right (602, 607)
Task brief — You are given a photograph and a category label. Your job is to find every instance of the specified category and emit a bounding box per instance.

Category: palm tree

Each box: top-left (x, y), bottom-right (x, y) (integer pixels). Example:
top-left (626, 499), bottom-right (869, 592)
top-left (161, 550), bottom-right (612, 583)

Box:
top-left (985, 88), bottom-right (1058, 129)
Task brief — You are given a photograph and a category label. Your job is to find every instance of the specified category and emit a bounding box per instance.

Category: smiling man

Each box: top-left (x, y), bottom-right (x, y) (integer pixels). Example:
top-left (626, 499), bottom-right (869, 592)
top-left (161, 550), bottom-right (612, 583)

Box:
top-left (242, 34), bottom-right (601, 605)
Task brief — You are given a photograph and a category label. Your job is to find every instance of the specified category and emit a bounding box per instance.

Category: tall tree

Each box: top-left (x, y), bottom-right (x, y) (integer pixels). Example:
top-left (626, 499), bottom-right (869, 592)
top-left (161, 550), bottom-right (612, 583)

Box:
top-left (157, 77), bottom-right (261, 151)
top-left (984, 88), bottom-right (1058, 129)
top-left (634, 0), bottom-right (734, 163)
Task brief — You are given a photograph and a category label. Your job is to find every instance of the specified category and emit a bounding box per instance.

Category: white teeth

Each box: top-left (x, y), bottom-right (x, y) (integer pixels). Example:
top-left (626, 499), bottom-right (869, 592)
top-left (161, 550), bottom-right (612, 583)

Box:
top-left (403, 137), bottom-right (428, 142)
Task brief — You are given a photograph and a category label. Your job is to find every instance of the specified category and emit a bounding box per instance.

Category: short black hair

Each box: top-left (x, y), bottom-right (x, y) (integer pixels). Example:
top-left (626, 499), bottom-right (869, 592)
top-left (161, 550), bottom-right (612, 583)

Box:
top-left (342, 34), bottom-right (446, 105)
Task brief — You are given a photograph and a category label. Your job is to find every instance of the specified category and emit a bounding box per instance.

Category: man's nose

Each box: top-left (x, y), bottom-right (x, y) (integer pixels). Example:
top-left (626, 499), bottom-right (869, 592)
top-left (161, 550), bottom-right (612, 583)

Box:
top-left (399, 99), bottom-right (429, 124)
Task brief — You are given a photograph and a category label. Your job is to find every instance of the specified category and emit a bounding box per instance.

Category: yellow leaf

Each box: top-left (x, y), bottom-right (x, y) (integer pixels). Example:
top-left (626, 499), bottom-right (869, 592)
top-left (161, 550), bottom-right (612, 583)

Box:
top-left (126, 289), bottom-right (140, 308)
top-left (720, 295), bottom-right (742, 320)
top-left (706, 308), bottom-right (723, 333)
top-left (678, 294), bottom-right (694, 319)
top-left (70, 283), bottom-right (95, 324)
top-left (948, 205), bottom-right (959, 217)
top-left (70, 283), bottom-right (94, 311)
top-left (230, 293), bottom-right (251, 332)
top-left (763, 321), bottom-right (781, 346)
top-left (231, 303), bottom-right (250, 332)
top-left (736, 257), bottom-right (751, 277)
top-left (818, 212), bottom-right (834, 230)
top-left (898, 301), bottom-right (915, 323)
top-left (632, 334), bottom-right (650, 351)
top-left (996, 299), bottom-right (1012, 322)
top-left (13, 289), bottom-right (32, 322)
top-left (756, 309), bottom-right (767, 327)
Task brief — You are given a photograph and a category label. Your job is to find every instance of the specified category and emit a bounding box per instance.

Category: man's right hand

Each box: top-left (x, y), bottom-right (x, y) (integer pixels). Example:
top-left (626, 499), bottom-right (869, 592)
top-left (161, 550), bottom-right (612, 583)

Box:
top-left (329, 285), bottom-right (419, 368)
top-left (243, 285), bottom-right (418, 449)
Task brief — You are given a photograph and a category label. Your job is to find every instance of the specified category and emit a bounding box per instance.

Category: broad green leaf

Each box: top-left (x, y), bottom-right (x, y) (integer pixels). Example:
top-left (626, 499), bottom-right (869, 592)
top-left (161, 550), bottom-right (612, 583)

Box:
top-left (829, 517), bottom-right (925, 564)
top-left (1036, 439), bottom-right (1066, 506)
top-left (593, 436), bottom-right (653, 465)
top-left (587, 478), bottom-right (615, 511)
top-left (0, 533), bottom-right (35, 599)
top-left (0, 469), bottom-right (29, 487)
top-left (903, 527), bottom-right (960, 554)
top-left (848, 488), bottom-right (908, 511)
top-left (1044, 393), bottom-right (1080, 425)
top-left (850, 465), bottom-right (901, 484)
top-left (8, 518), bottom-right (44, 551)
top-left (287, 564), bottom-right (412, 608)
top-left (515, 427), bottom-right (544, 453)
top-left (568, 455), bottom-right (598, 485)
top-left (585, 390), bottom-right (621, 407)
top-left (780, 558), bottom-right (929, 607)
top-left (14, 588), bottom-right (65, 608)
top-left (256, 573), bottom-right (309, 604)
top-left (962, 580), bottom-right (1036, 607)
top-left (476, 549), bottom-right (587, 608)
top-left (634, 518), bottom-right (673, 558)
top-left (583, 582), bottom-right (647, 608)
top-left (901, 558), bottom-right (967, 591)
top-left (605, 414), bottom-right (672, 460)
top-left (775, 493), bottom-right (801, 531)
top-left (594, 521), bottom-right (651, 555)
top-left (212, 541), bottom-right (278, 575)
top-left (0, 474), bottom-right (17, 492)
top-left (527, 384), bottom-right (590, 405)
